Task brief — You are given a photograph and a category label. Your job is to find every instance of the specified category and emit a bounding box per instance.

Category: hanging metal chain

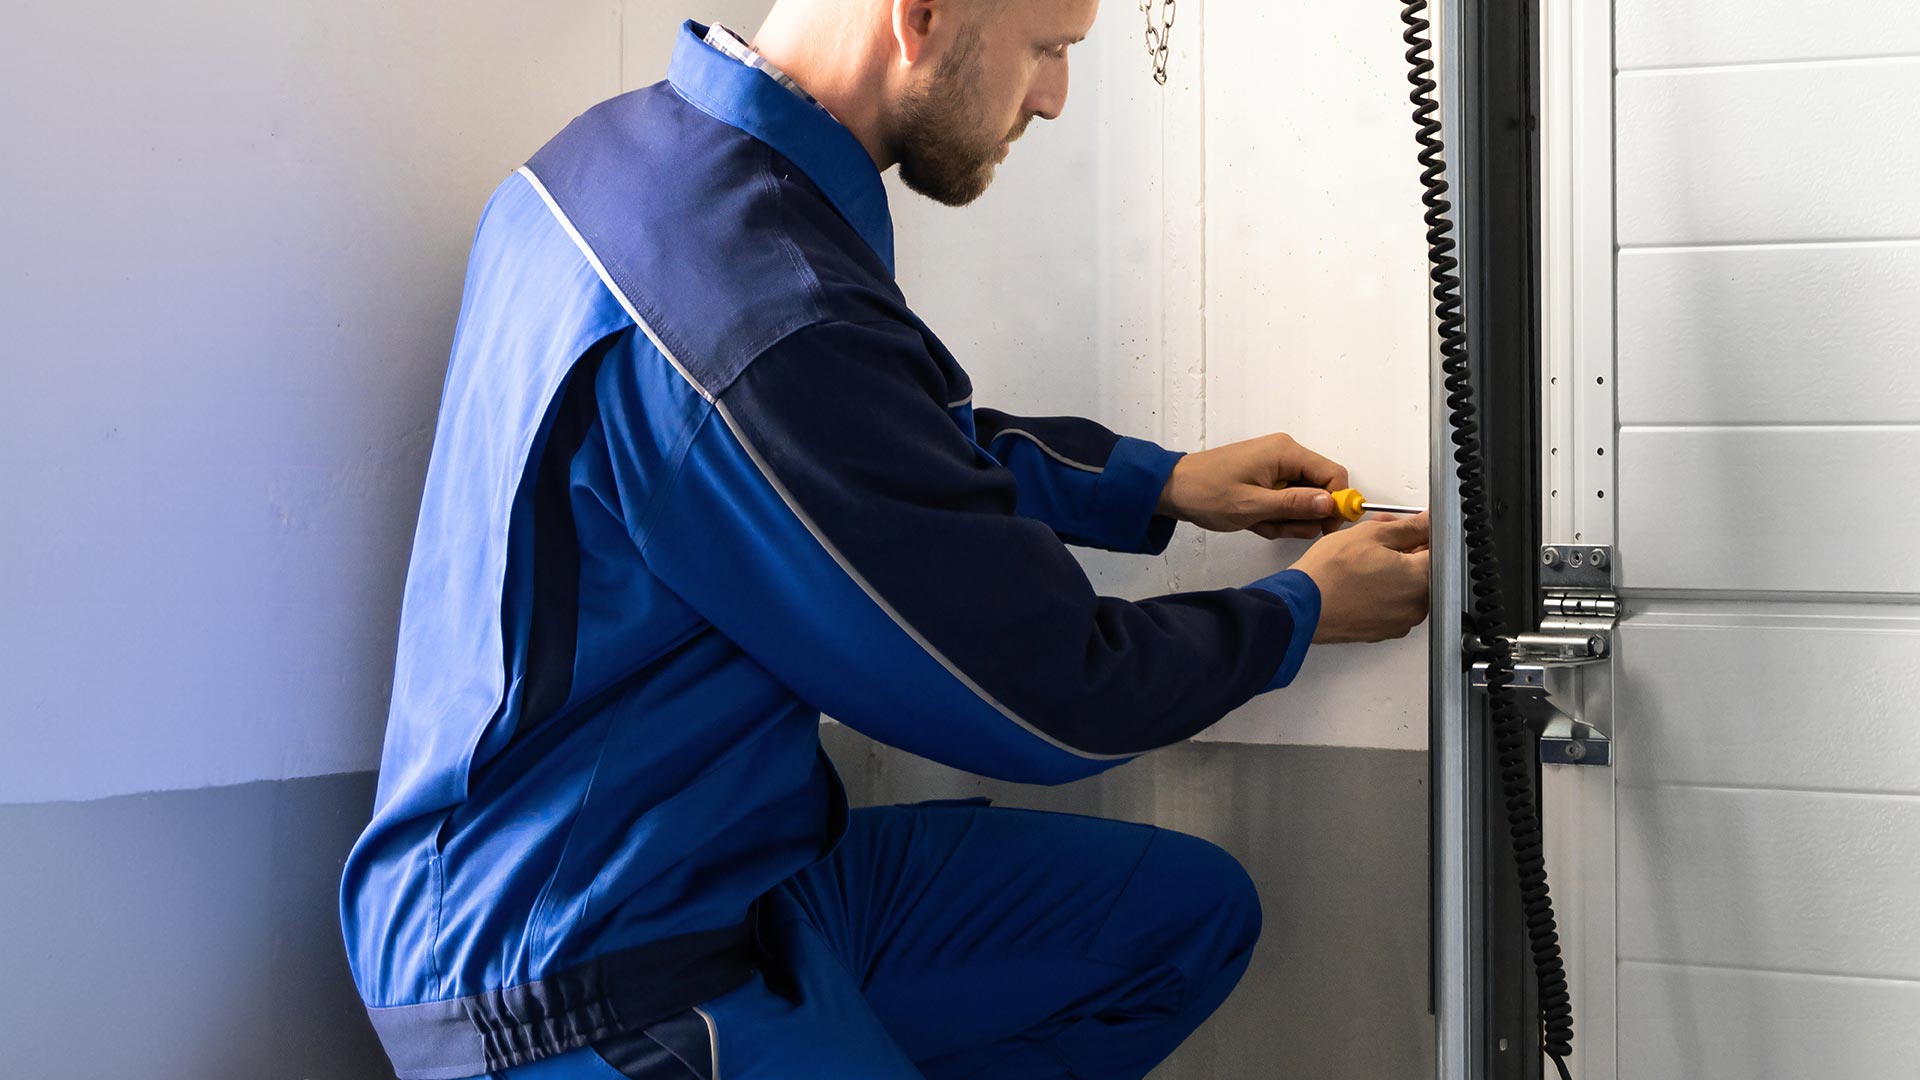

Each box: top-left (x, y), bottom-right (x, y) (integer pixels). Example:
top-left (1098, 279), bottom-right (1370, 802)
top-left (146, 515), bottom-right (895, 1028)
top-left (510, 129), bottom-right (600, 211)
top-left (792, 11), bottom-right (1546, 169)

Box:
top-left (1139, 0), bottom-right (1176, 85)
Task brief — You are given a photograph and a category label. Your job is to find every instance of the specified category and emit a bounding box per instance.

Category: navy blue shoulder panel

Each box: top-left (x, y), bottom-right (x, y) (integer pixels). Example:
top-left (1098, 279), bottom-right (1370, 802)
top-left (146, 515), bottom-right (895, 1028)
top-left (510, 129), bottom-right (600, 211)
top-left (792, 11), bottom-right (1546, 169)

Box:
top-left (525, 82), bottom-right (904, 396)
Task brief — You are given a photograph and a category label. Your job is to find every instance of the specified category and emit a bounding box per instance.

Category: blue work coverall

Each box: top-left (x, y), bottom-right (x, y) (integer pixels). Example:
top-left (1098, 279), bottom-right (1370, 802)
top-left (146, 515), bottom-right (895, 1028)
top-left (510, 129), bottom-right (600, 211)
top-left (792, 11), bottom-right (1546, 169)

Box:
top-left (340, 20), bottom-right (1322, 1080)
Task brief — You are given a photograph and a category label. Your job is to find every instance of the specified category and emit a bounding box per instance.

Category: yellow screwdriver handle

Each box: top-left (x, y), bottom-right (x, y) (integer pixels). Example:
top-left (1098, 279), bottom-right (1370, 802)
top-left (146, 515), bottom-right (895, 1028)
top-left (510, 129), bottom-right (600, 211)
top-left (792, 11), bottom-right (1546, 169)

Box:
top-left (1276, 482), bottom-right (1371, 524)
top-left (1327, 488), bottom-right (1368, 523)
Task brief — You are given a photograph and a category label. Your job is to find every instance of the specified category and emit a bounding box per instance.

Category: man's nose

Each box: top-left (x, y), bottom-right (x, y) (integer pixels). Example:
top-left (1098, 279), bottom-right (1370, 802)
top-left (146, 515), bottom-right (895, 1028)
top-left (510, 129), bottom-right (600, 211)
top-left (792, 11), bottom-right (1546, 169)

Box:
top-left (1025, 64), bottom-right (1069, 121)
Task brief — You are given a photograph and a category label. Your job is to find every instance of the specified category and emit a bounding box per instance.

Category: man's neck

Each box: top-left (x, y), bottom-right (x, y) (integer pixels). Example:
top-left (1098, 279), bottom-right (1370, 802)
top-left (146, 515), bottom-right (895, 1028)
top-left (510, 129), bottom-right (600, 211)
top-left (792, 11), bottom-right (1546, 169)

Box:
top-left (749, 6), bottom-right (897, 171)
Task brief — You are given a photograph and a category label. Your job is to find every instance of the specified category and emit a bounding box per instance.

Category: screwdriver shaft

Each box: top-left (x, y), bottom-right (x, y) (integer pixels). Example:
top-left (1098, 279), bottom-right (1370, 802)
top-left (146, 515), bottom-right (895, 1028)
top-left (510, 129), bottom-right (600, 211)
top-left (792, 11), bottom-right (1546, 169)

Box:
top-left (1360, 502), bottom-right (1426, 516)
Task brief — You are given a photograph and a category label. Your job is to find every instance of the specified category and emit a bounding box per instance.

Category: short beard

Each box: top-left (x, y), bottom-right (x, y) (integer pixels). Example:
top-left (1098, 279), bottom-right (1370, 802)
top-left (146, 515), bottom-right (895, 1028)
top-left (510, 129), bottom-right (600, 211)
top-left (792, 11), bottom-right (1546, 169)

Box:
top-left (885, 27), bottom-right (1014, 207)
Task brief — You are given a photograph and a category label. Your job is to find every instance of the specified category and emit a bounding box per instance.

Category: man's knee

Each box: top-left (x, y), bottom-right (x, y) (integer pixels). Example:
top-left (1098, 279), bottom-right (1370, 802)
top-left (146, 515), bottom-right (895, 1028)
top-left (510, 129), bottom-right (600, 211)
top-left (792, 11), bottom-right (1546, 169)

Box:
top-left (1094, 828), bottom-right (1262, 992)
top-left (1160, 829), bottom-right (1263, 956)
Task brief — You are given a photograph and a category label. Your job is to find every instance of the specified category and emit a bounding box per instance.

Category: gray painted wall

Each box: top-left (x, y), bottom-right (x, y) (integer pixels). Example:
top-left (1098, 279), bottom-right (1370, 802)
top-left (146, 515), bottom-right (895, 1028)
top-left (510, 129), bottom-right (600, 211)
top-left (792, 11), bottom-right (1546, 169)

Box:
top-left (0, 738), bottom-right (1430, 1079)
top-left (0, 772), bottom-right (389, 1078)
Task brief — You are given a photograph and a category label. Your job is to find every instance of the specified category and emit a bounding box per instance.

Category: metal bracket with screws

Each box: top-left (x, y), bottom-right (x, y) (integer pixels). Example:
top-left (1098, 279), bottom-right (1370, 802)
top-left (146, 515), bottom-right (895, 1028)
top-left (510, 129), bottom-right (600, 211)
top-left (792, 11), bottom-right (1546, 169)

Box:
top-left (1540, 717), bottom-right (1611, 766)
top-left (1470, 662), bottom-right (1614, 768)
top-left (1539, 543), bottom-right (1612, 590)
top-left (1467, 545), bottom-right (1619, 766)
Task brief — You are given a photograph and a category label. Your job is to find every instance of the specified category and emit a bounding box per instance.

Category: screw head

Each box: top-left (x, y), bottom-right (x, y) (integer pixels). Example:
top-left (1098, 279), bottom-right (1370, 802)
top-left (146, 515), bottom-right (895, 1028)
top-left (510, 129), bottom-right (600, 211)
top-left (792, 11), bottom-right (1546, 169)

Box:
top-left (1569, 549), bottom-right (1586, 568)
top-left (1589, 548), bottom-right (1608, 568)
top-left (1541, 548), bottom-right (1560, 567)
top-left (1564, 741), bottom-right (1587, 761)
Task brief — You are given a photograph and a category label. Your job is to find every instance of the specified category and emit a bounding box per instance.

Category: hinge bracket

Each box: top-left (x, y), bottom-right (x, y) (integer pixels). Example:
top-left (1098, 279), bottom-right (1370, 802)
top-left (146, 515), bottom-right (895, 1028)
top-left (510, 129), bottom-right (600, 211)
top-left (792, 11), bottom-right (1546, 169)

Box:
top-left (1468, 546), bottom-right (1618, 766)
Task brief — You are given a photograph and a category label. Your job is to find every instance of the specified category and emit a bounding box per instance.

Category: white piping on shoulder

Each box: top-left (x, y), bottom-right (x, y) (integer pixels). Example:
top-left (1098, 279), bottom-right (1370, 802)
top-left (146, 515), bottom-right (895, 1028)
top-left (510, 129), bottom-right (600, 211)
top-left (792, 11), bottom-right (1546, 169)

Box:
top-left (692, 1005), bottom-right (720, 1080)
top-left (519, 166), bottom-right (1124, 765)
top-left (987, 429), bottom-right (1104, 474)
top-left (946, 394), bottom-right (973, 409)
top-left (516, 166), bottom-right (715, 403)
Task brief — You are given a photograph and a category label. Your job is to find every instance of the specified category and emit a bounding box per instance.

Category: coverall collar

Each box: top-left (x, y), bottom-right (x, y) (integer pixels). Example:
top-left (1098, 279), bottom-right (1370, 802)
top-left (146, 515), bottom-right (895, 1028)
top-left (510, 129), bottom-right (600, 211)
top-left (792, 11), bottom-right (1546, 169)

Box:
top-left (669, 19), bottom-right (896, 274)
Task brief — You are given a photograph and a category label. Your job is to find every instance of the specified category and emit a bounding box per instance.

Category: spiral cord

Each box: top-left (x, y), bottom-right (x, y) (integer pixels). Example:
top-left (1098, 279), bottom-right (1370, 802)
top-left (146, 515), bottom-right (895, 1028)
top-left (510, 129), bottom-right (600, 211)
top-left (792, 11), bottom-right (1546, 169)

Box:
top-left (1399, 3), bottom-right (1574, 1077)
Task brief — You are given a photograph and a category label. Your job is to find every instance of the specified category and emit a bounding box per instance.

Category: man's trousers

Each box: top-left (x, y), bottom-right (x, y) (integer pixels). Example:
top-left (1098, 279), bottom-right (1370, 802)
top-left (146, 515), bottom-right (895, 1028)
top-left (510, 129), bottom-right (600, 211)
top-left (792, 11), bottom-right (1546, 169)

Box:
top-left (491, 802), bottom-right (1262, 1080)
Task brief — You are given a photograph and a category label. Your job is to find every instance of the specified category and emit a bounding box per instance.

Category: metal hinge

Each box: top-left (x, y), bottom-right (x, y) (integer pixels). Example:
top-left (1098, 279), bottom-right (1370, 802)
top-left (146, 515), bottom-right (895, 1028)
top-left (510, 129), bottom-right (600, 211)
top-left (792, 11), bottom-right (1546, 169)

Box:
top-left (1469, 546), bottom-right (1617, 767)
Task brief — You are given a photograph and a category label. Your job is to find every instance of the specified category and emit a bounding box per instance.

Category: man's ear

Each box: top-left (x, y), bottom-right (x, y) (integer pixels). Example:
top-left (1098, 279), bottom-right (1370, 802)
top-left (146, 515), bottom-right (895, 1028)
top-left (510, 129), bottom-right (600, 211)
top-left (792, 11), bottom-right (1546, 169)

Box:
top-left (891, 0), bottom-right (939, 66)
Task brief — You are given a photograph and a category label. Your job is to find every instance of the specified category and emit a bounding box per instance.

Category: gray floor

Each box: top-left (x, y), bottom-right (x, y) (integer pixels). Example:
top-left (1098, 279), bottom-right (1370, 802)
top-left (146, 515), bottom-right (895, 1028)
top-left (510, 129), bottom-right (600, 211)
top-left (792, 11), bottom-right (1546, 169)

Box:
top-left (0, 737), bottom-right (1432, 1079)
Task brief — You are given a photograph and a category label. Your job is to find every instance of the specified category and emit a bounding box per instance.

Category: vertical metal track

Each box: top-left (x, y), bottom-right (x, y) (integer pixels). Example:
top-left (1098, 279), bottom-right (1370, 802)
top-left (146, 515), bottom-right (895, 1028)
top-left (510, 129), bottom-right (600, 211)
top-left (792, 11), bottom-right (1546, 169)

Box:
top-left (1432, 0), bottom-right (1553, 1076)
top-left (1462, 2), bottom-right (1549, 1076)
top-left (1428, 0), bottom-right (1479, 1075)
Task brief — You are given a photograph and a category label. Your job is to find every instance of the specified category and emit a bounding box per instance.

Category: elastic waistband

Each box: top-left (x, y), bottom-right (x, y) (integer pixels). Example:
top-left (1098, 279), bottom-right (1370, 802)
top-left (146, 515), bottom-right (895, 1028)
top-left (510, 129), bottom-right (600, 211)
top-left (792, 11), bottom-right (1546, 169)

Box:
top-left (366, 924), bottom-right (756, 1080)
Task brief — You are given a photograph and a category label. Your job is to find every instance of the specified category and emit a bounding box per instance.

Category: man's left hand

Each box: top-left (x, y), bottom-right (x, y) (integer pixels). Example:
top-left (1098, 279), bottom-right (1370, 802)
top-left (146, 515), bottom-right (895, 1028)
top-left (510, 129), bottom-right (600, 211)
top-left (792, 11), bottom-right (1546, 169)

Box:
top-left (1156, 433), bottom-right (1351, 540)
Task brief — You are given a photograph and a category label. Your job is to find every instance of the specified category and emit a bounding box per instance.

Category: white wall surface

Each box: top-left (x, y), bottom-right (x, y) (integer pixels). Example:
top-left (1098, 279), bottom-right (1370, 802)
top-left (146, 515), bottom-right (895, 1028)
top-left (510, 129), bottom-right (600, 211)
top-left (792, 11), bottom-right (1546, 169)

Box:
top-left (3, 0), bottom-right (1432, 807)
top-left (1190, 0), bottom-right (1432, 747)
top-left (885, 0), bottom-right (1434, 749)
top-left (1, 1), bottom-right (623, 804)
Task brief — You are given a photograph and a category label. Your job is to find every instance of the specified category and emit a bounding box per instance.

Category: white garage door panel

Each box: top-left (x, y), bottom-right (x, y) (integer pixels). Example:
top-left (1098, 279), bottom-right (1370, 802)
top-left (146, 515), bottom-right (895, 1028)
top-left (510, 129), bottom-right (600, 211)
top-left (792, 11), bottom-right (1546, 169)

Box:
top-left (1619, 786), bottom-right (1920, 978)
top-left (1596, 3), bottom-right (1920, 1076)
top-left (1617, 0), bottom-right (1920, 70)
top-left (1617, 427), bottom-right (1920, 593)
top-left (1618, 962), bottom-right (1920, 1080)
top-left (1618, 244), bottom-right (1920, 426)
top-left (1616, 622), bottom-right (1920, 794)
top-left (1617, 60), bottom-right (1920, 247)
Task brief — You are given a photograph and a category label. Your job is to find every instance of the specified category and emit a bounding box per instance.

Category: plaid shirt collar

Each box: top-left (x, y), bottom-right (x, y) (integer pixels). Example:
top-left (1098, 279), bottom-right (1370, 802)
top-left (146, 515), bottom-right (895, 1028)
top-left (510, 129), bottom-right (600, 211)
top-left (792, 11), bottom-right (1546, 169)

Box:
top-left (702, 23), bottom-right (833, 117)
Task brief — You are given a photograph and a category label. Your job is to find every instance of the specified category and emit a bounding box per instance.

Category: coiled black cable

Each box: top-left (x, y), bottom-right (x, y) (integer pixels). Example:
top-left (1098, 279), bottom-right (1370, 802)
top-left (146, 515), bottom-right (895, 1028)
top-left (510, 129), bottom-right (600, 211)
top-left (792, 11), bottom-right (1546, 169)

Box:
top-left (1399, 3), bottom-right (1574, 1077)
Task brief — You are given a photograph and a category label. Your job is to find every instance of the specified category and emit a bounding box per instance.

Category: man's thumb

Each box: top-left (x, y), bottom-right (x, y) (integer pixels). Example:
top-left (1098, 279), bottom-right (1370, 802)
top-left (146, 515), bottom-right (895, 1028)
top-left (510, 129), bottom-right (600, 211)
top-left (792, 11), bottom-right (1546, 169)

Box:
top-left (1263, 486), bottom-right (1336, 520)
top-left (1374, 511), bottom-right (1432, 552)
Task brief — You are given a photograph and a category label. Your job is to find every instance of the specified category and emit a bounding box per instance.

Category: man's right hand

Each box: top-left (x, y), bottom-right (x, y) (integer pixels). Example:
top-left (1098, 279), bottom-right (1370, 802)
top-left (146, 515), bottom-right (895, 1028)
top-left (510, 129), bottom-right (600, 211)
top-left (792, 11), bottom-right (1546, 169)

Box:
top-left (1291, 512), bottom-right (1432, 643)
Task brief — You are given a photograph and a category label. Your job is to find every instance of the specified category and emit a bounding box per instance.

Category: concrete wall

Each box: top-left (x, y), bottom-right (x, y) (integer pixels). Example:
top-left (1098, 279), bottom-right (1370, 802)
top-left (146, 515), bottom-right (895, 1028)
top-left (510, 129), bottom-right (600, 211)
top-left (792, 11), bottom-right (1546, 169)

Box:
top-left (822, 726), bottom-right (1435, 1080)
top-left (2, 0), bottom-right (625, 805)
top-left (0, 741), bottom-right (1431, 1080)
top-left (1, 2), bottom-right (1434, 1076)
top-left (0, 774), bottom-right (391, 1078)
top-left (884, 0), bottom-right (1434, 750)
top-left (1, 0), bottom-right (1433, 798)
top-left (0, 1), bottom-right (623, 1074)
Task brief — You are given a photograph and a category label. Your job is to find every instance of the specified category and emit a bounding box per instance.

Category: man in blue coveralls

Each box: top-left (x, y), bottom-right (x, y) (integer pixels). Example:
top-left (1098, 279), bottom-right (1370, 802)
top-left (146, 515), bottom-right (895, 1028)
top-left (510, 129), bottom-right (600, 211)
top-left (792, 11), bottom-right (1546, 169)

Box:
top-left (341, 2), bottom-right (1432, 1078)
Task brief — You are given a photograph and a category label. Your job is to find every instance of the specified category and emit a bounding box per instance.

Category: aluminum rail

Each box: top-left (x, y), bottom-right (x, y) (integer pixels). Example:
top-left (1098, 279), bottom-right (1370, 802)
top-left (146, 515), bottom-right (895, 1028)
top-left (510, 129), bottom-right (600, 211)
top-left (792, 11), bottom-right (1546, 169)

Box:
top-left (1427, 1), bottom-right (1482, 1078)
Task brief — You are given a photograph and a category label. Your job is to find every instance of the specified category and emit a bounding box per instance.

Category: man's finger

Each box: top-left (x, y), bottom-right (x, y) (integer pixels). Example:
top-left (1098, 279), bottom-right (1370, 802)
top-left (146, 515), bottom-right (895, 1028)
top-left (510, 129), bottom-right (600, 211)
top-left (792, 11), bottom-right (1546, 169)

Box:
top-left (1252, 520), bottom-right (1325, 541)
top-left (1261, 486), bottom-right (1337, 520)
top-left (1372, 511), bottom-right (1432, 553)
top-left (1286, 442), bottom-right (1349, 493)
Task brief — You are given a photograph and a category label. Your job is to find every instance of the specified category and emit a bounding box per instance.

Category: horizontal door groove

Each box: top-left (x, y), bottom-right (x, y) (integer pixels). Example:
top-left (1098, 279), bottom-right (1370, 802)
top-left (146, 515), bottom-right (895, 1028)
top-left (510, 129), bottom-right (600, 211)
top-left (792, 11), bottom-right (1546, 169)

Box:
top-left (1626, 602), bottom-right (1920, 623)
top-left (1621, 237), bottom-right (1920, 253)
top-left (1620, 957), bottom-right (1920, 988)
top-left (1619, 53), bottom-right (1920, 78)
top-left (1621, 421), bottom-right (1920, 432)
top-left (1619, 780), bottom-right (1920, 803)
